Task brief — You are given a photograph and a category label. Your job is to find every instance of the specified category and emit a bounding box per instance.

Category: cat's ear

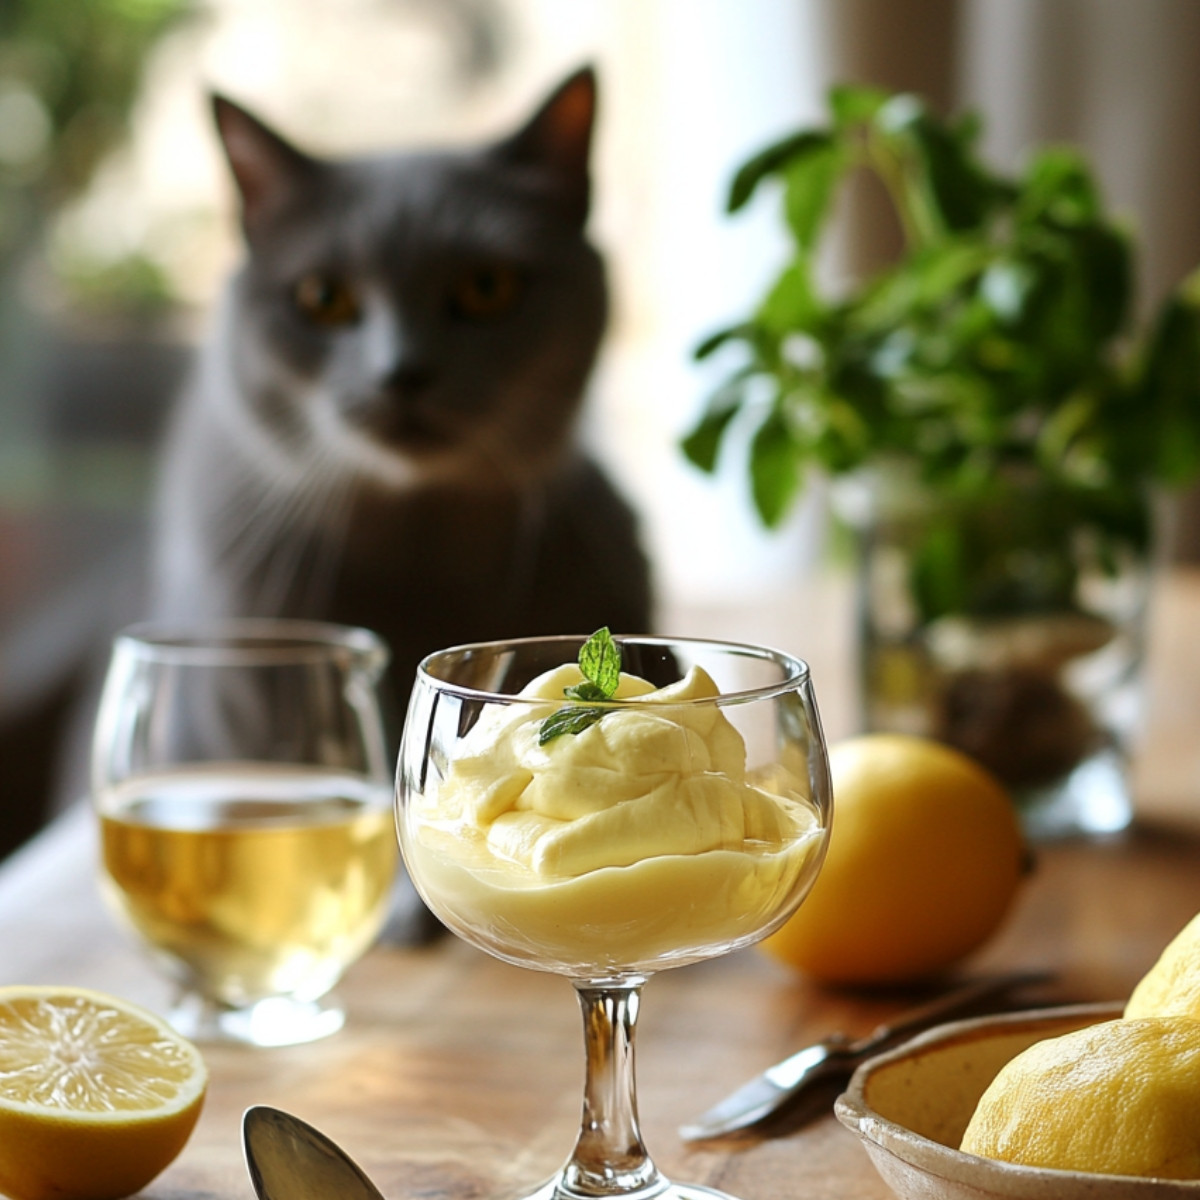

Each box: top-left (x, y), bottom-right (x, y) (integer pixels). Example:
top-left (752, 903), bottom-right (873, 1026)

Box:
top-left (211, 94), bottom-right (319, 236)
top-left (492, 66), bottom-right (597, 224)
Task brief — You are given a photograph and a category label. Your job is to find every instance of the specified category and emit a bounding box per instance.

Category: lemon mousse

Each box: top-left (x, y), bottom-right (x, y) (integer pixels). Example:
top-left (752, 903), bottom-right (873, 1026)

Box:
top-left (401, 660), bottom-right (825, 975)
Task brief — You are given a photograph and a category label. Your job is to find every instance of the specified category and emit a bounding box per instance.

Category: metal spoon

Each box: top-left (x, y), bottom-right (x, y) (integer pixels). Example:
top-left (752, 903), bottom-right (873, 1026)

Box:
top-left (243, 1105), bottom-right (386, 1200)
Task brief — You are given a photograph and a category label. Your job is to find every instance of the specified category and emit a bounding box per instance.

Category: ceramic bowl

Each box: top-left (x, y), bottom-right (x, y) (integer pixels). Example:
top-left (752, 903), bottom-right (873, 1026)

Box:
top-left (834, 1002), bottom-right (1200, 1199)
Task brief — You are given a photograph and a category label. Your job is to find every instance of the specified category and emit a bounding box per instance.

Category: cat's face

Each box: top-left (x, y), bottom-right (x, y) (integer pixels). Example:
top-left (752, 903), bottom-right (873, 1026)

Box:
top-left (212, 70), bottom-right (607, 492)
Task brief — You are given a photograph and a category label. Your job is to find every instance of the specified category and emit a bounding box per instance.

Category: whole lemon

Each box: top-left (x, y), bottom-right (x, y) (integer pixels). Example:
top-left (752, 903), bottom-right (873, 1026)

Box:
top-left (761, 734), bottom-right (1024, 984)
top-left (1125, 911), bottom-right (1200, 1021)
top-left (960, 1016), bottom-right (1200, 1178)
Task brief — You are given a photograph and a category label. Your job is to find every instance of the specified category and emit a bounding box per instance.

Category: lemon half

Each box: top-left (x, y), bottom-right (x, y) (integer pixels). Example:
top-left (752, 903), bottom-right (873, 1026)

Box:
top-left (0, 986), bottom-right (208, 1200)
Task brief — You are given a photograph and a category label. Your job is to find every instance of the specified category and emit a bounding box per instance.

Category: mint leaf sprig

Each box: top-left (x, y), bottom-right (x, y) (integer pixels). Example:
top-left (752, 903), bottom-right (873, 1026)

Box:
top-left (539, 627), bottom-right (621, 745)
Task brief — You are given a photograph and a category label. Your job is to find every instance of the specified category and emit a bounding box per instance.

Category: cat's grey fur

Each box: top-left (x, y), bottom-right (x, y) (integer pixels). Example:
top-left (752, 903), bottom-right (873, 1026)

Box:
top-left (152, 68), bottom-right (653, 711)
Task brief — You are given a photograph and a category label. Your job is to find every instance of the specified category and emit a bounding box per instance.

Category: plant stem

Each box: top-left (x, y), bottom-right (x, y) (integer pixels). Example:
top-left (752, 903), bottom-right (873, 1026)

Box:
top-left (558, 978), bottom-right (666, 1200)
top-left (863, 128), bottom-right (930, 249)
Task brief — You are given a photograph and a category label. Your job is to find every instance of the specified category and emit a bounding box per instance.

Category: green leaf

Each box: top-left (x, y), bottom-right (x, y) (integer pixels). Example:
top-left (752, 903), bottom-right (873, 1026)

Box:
top-left (874, 95), bottom-right (1001, 235)
top-left (693, 322), bottom-right (755, 361)
top-left (1136, 288), bottom-right (1200, 485)
top-left (1072, 224), bottom-right (1132, 343)
top-left (538, 706), bottom-right (605, 746)
top-left (783, 138), bottom-right (844, 252)
top-left (759, 262), bottom-right (824, 335)
top-left (749, 408), bottom-right (802, 526)
top-left (812, 391), bottom-right (873, 471)
top-left (578, 626), bottom-right (620, 696)
top-left (909, 240), bottom-right (992, 304)
top-left (538, 628), bottom-right (622, 745)
top-left (852, 240), bottom-right (990, 340)
top-left (1018, 148), bottom-right (1102, 225)
top-left (727, 130), bottom-right (836, 214)
top-left (1037, 392), bottom-right (1096, 467)
top-left (829, 83), bottom-right (891, 129)
top-left (680, 393), bottom-right (742, 473)
top-left (910, 520), bottom-right (968, 620)
top-left (681, 408), bottom-right (734, 472)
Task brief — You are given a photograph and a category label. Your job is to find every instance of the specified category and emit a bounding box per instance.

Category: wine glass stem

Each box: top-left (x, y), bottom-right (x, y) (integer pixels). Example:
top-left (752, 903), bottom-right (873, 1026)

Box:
top-left (559, 978), bottom-right (666, 1200)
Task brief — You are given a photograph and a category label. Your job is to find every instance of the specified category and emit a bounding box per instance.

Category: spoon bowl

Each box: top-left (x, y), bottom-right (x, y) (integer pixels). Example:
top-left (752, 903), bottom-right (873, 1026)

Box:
top-left (243, 1105), bottom-right (386, 1200)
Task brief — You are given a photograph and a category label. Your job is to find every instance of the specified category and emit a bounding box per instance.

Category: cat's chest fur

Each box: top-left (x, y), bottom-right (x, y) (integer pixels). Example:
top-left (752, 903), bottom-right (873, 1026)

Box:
top-left (157, 395), bottom-right (650, 683)
top-left (151, 69), bottom-right (652, 702)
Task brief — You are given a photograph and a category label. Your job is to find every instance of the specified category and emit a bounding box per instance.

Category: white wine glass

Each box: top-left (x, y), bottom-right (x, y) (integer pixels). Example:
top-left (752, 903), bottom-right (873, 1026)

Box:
top-left (396, 633), bottom-right (832, 1200)
top-left (92, 619), bottom-right (399, 1047)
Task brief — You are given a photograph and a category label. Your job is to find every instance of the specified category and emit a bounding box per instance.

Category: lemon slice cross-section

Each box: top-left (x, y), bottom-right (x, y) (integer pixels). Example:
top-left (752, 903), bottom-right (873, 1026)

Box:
top-left (0, 986), bottom-right (208, 1200)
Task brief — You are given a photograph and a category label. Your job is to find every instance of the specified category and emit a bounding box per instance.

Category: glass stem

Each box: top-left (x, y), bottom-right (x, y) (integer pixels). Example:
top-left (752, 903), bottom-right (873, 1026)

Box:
top-left (559, 978), bottom-right (666, 1200)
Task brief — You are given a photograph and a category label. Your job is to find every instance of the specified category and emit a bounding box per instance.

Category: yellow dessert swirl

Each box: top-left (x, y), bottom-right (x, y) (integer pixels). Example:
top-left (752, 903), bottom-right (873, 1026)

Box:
top-left (402, 660), bottom-right (825, 975)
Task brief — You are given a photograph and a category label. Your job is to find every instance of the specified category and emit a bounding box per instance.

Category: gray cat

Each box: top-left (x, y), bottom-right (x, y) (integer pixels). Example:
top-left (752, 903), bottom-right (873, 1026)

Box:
top-left (152, 67), bottom-right (653, 712)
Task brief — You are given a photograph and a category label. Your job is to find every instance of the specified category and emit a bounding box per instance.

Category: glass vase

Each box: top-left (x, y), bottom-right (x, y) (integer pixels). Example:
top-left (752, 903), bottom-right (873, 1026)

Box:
top-left (835, 466), bottom-right (1156, 840)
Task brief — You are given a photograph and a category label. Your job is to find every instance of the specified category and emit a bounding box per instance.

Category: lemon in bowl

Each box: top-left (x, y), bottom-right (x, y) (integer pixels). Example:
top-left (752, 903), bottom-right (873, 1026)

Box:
top-left (960, 1015), bottom-right (1200, 1179)
top-left (1126, 912), bottom-right (1200, 1021)
top-left (955, 907), bottom-right (1200, 1181)
top-left (761, 734), bottom-right (1026, 984)
top-left (0, 986), bottom-right (207, 1200)
top-left (834, 1003), bottom-right (1200, 1200)
top-left (837, 909), bottom-right (1200, 1196)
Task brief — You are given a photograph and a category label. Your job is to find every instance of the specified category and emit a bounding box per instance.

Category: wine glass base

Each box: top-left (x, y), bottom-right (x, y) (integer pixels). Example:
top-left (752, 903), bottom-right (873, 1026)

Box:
top-left (521, 1176), bottom-right (745, 1200)
top-left (168, 991), bottom-right (346, 1047)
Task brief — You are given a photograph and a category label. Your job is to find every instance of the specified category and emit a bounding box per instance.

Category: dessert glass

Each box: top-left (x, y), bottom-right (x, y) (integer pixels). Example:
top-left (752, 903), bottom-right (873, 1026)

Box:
top-left (395, 633), bottom-right (832, 1200)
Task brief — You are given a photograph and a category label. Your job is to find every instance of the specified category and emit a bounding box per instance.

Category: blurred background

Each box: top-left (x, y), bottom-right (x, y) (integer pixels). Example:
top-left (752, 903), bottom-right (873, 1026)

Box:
top-left (3, 0), bottom-right (1200, 859)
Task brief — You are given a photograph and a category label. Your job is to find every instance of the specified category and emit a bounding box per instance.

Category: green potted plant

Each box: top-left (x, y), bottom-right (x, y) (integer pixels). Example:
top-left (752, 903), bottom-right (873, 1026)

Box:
top-left (682, 86), bottom-right (1200, 837)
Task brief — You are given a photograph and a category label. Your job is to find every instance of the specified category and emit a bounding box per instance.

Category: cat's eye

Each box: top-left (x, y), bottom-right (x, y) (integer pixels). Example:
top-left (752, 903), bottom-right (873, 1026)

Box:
top-left (293, 274), bottom-right (360, 326)
top-left (451, 264), bottom-right (521, 319)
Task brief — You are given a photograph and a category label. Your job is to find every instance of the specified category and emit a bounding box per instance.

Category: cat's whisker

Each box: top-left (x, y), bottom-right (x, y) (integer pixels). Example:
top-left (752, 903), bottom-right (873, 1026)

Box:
top-left (248, 445), bottom-right (355, 614)
top-left (208, 459), bottom-right (328, 610)
top-left (211, 467), bottom-right (299, 572)
top-left (289, 447), bottom-right (360, 614)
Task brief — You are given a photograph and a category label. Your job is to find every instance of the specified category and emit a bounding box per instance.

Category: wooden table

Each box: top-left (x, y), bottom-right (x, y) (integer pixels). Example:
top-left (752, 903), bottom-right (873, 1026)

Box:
top-left (3, 569), bottom-right (1200, 1200)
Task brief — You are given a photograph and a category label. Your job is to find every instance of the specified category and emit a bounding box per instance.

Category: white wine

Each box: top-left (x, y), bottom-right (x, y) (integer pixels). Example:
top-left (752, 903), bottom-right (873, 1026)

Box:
top-left (98, 765), bottom-right (397, 1007)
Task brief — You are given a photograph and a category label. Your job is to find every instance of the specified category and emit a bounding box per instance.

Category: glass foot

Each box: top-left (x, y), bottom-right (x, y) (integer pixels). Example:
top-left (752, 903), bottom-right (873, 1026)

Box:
top-left (168, 991), bottom-right (345, 1046)
top-left (521, 1177), bottom-right (740, 1200)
